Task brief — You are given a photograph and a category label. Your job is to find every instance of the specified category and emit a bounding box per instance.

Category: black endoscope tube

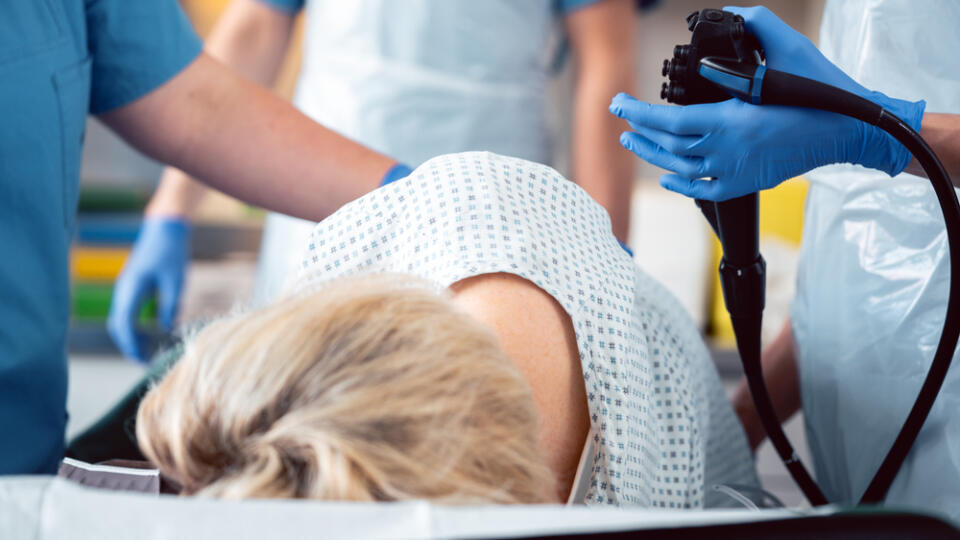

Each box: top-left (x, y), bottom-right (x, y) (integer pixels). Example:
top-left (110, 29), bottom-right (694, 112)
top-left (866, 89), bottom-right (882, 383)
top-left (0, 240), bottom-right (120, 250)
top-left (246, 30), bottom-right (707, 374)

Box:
top-left (761, 70), bottom-right (960, 504)
top-left (860, 111), bottom-right (960, 503)
top-left (705, 192), bottom-right (829, 505)
top-left (734, 310), bottom-right (830, 506)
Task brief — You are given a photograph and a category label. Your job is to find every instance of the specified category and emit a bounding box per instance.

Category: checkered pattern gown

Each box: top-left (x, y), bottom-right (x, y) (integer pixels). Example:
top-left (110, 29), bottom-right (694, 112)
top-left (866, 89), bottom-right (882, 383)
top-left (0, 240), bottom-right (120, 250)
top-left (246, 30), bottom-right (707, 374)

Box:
top-left (298, 152), bottom-right (758, 508)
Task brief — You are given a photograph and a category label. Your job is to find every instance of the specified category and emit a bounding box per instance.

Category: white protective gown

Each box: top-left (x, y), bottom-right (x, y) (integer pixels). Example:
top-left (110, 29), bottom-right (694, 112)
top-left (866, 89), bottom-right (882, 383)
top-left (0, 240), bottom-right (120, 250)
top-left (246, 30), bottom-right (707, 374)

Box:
top-left (253, 1), bottom-right (572, 303)
top-left (792, 0), bottom-right (960, 521)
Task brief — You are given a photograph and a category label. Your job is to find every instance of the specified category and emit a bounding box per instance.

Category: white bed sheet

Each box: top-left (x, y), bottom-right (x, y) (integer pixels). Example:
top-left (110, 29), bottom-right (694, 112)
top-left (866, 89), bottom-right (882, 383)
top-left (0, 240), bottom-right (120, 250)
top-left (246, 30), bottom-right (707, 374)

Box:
top-left (0, 477), bottom-right (834, 540)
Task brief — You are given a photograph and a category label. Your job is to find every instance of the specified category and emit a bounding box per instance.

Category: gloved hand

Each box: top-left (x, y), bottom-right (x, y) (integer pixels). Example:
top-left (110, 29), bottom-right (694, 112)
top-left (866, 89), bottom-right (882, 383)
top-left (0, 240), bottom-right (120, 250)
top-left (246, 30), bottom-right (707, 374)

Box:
top-left (107, 217), bottom-right (190, 363)
top-left (609, 5), bottom-right (925, 201)
top-left (726, 6), bottom-right (866, 98)
top-left (380, 162), bottom-right (413, 186)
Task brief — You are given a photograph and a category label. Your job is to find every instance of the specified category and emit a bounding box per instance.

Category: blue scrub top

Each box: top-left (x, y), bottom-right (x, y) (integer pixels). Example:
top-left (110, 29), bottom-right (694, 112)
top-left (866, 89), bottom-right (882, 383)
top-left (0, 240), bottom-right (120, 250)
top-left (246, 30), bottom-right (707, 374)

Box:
top-left (0, 1), bottom-right (201, 475)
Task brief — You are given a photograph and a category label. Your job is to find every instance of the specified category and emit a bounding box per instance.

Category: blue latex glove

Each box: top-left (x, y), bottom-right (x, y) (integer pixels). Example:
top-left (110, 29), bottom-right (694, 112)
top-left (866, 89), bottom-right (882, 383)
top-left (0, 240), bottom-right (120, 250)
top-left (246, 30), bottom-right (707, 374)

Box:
top-left (609, 6), bottom-right (925, 201)
top-left (380, 163), bottom-right (413, 186)
top-left (107, 217), bottom-right (190, 363)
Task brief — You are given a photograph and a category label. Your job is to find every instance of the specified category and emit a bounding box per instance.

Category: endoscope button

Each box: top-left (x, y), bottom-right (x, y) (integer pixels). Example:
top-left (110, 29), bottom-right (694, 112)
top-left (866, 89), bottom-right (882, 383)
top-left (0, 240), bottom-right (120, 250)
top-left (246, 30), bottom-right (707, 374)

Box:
top-left (732, 22), bottom-right (744, 39)
top-left (704, 10), bottom-right (723, 22)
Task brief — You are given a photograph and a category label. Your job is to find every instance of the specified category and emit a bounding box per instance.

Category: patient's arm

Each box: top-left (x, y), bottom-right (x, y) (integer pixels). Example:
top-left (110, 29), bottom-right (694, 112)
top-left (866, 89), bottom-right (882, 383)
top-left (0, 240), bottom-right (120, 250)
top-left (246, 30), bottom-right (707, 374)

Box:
top-left (731, 319), bottom-right (802, 451)
top-left (450, 273), bottom-right (589, 502)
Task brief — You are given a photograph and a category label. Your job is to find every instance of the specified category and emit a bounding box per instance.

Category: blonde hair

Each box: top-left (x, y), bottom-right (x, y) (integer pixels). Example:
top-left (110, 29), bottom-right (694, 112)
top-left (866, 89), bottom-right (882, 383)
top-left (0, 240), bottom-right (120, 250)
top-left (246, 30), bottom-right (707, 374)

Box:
top-left (137, 274), bottom-right (553, 504)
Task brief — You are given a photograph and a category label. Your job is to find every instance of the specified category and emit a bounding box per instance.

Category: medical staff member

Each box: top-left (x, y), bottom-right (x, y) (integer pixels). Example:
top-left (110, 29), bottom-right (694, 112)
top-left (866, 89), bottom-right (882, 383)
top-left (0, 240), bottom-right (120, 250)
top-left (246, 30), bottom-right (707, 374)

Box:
top-left (610, 2), bottom-right (960, 520)
top-left (107, 0), bottom-right (641, 362)
top-left (0, 1), bottom-right (409, 475)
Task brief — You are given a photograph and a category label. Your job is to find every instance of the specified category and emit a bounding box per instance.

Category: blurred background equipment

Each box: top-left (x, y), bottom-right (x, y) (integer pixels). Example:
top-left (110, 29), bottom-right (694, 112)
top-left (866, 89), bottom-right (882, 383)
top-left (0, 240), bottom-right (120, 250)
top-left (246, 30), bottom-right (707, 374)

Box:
top-left (70, 187), bottom-right (156, 351)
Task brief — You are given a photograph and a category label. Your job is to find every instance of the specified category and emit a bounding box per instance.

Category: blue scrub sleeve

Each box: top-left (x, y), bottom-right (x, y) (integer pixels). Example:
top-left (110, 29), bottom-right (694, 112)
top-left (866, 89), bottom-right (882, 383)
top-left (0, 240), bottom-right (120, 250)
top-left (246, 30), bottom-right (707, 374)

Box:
top-left (556, 0), bottom-right (658, 12)
top-left (255, 0), bottom-right (306, 15)
top-left (556, 0), bottom-right (605, 12)
top-left (86, 0), bottom-right (204, 114)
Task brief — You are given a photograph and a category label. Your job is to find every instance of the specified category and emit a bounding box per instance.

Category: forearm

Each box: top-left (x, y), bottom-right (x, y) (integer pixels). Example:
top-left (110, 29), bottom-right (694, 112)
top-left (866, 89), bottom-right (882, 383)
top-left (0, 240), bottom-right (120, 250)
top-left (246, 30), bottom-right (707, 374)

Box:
top-left (732, 318), bottom-right (803, 451)
top-left (572, 78), bottom-right (636, 241)
top-left (103, 53), bottom-right (394, 221)
top-left (206, 0), bottom-right (295, 84)
top-left (566, 0), bottom-right (637, 242)
top-left (146, 0), bottom-right (298, 219)
top-left (904, 113), bottom-right (960, 182)
top-left (145, 168), bottom-right (210, 218)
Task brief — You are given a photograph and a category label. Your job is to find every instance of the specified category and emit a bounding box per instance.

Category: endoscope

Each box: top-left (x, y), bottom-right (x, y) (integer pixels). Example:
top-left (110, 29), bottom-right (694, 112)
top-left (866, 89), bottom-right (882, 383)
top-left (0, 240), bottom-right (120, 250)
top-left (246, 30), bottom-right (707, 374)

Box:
top-left (661, 9), bottom-right (960, 506)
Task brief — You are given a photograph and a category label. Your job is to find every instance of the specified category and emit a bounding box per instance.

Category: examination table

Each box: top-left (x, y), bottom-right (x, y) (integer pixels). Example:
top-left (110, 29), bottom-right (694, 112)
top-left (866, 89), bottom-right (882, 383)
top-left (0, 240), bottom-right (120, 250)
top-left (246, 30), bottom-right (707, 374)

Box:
top-left (2, 476), bottom-right (957, 539)
top-left (33, 346), bottom-right (960, 539)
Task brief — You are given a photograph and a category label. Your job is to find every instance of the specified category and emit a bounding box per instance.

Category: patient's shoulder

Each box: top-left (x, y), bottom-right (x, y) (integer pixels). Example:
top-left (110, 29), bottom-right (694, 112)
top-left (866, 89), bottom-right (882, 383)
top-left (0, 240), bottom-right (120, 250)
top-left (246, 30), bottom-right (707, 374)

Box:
top-left (449, 272), bottom-right (574, 359)
top-left (450, 272), bottom-right (588, 501)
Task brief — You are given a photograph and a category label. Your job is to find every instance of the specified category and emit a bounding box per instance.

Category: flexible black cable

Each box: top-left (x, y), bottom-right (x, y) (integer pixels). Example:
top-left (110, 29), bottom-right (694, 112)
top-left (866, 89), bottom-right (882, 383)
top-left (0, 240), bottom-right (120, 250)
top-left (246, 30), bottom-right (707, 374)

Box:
top-left (759, 70), bottom-right (960, 504)
top-left (703, 190), bottom-right (829, 505)
top-left (857, 111), bottom-right (960, 503)
top-left (731, 315), bottom-right (829, 505)
top-left (669, 10), bottom-right (958, 511)
top-left (690, 58), bottom-right (960, 506)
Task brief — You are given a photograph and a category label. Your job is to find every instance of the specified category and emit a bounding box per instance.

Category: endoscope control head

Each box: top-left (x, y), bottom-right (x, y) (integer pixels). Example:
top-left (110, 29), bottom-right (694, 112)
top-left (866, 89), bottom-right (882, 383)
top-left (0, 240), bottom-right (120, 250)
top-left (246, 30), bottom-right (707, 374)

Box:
top-left (661, 9), bottom-right (764, 105)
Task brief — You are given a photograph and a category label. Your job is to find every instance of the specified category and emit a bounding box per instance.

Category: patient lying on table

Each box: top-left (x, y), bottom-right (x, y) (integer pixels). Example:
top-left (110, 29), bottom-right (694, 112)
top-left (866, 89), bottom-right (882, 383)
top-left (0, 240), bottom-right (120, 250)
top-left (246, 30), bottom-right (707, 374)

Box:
top-left (136, 152), bottom-right (757, 506)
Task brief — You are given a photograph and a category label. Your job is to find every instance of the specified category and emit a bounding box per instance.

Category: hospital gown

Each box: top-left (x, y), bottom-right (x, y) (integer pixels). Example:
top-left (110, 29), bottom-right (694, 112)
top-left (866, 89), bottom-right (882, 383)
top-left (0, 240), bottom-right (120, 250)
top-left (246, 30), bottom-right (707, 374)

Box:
top-left (297, 152), bottom-right (758, 508)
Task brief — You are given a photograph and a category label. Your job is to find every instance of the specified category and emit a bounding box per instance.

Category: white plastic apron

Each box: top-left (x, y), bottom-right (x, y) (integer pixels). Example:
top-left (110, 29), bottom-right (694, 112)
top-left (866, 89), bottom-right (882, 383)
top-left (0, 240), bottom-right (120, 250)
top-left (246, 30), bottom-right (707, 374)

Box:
top-left (791, 0), bottom-right (960, 521)
top-left (254, 0), bottom-right (561, 303)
